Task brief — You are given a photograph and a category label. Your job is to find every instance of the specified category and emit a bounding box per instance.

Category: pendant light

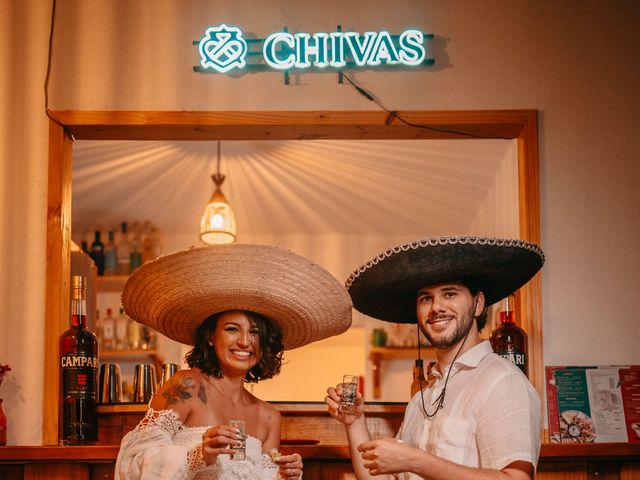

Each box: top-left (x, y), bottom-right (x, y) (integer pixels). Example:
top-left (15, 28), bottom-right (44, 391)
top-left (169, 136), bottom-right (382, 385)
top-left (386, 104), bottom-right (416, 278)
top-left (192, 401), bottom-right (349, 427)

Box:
top-left (199, 141), bottom-right (236, 244)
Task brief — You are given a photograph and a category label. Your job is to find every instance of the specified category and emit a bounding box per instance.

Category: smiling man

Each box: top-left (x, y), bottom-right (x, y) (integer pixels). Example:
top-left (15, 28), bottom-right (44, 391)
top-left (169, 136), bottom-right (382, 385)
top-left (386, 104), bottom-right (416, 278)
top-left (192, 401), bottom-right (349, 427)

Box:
top-left (325, 236), bottom-right (545, 480)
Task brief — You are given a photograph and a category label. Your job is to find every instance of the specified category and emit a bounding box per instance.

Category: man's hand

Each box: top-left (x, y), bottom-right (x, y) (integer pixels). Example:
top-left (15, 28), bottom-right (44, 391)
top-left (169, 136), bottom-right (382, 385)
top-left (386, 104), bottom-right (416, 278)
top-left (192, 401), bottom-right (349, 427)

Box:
top-left (358, 438), bottom-right (413, 476)
top-left (325, 384), bottom-right (364, 425)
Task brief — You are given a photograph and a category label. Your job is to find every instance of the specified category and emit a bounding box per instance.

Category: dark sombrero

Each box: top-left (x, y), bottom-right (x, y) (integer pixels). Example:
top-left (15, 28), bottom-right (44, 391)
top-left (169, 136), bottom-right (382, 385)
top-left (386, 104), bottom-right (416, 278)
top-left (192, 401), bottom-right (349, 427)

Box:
top-left (345, 236), bottom-right (544, 324)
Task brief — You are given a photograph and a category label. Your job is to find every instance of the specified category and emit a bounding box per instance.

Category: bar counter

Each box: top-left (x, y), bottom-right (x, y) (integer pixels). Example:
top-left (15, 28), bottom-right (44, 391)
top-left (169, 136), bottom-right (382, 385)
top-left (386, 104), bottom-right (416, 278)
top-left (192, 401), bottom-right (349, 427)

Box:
top-left (1, 443), bottom-right (640, 479)
top-left (1, 402), bottom-right (639, 479)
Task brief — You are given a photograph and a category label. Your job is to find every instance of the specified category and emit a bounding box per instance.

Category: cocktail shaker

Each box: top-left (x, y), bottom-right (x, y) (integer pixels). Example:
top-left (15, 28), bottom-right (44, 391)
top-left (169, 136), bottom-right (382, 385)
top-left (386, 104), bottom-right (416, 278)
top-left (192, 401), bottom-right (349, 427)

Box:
top-left (98, 363), bottom-right (122, 404)
top-left (132, 363), bottom-right (156, 403)
top-left (160, 363), bottom-right (180, 386)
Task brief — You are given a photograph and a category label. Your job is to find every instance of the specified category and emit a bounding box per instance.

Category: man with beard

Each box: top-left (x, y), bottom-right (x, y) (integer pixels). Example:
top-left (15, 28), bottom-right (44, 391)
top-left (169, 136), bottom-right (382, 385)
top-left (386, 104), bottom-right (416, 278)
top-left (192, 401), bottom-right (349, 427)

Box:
top-left (325, 236), bottom-right (544, 480)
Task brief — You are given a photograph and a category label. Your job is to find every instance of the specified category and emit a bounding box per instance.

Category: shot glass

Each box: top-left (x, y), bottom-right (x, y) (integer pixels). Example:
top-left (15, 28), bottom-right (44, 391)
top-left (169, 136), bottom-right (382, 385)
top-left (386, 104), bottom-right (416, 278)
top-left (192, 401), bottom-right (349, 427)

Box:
top-left (229, 419), bottom-right (246, 460)
top-left (340, 374), bottom-right (359, 414)
top-left (269, 448), bottom-right (282, 479)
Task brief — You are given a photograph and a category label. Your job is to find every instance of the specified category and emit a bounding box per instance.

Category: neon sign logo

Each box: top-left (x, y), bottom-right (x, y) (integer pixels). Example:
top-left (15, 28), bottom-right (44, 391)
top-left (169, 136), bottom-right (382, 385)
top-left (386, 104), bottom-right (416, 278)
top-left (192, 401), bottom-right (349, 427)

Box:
top-left (198, 24), bottom-right (248, 73)
top-left (195, 25), bottom-right (433, 75)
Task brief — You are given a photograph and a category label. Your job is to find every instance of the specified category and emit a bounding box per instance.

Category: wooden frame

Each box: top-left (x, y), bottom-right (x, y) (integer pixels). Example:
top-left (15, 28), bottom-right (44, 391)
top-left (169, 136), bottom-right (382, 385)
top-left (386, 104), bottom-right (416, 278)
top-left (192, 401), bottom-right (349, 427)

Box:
top-left (44, 109), bottom-right (541, 445)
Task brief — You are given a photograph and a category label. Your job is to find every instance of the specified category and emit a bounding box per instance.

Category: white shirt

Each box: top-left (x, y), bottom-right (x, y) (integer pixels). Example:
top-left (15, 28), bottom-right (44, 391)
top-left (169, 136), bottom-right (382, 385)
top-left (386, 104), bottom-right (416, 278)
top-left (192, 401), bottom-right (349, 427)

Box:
top-left (115, 409), bottom-right (279, 480)
top-left (397, 341), bottom-right (540, 478)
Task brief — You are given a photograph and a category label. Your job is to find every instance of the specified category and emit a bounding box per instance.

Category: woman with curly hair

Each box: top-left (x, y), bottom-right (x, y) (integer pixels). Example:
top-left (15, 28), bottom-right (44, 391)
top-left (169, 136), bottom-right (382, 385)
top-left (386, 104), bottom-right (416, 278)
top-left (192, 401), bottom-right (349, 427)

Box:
top-left (115, 244), bottom-right (352, 480)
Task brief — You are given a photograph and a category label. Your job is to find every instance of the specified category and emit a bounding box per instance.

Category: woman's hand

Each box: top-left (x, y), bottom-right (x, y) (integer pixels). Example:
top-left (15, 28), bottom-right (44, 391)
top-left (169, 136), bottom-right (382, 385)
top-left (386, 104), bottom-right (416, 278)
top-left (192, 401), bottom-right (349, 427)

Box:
top-left (324, 384), bottom-right (364, 425)
top-left (273, 452), bottom-right (303, 479)
top-left (201, 424), bottom-right (245, 466)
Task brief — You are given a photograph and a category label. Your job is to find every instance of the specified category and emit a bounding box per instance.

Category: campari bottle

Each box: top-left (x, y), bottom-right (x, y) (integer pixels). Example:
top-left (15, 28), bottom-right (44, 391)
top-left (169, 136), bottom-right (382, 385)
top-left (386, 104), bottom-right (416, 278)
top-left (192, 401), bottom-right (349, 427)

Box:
top-left (490, 295), bottom-right (528, 377)
top-left (59, 275), bottom-right (99, 445)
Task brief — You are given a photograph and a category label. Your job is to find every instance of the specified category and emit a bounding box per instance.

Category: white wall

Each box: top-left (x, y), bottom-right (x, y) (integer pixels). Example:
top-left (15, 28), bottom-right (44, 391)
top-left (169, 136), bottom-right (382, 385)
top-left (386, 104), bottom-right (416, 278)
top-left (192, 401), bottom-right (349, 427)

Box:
top-left (1, 0), bottom-right (639, 444)
top-left (0, 0), bottom-right (51, 445)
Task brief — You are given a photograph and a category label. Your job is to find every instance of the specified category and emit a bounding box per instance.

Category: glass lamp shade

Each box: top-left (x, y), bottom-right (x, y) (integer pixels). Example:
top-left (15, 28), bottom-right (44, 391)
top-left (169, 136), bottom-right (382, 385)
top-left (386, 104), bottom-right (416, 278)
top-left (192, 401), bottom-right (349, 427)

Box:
top-left (199, 187), bottom-right (236, 245)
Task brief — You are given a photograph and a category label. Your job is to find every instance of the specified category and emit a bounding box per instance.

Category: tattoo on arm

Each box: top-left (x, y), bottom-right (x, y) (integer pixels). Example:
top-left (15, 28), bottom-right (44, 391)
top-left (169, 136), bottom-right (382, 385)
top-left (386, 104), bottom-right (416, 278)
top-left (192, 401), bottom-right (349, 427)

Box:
top-left (198, 383), bottom-right (208, 404)
top-left (161, 376), bottom-right (195, 405)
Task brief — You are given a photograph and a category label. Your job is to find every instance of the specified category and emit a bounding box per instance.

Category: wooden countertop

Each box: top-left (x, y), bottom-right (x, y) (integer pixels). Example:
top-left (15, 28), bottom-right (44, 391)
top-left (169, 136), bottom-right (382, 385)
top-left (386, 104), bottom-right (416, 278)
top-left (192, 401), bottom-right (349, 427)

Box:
top-left (97, 401), bottom-right (407, 414)
top-left (1, 443), bottom-right (639, 462)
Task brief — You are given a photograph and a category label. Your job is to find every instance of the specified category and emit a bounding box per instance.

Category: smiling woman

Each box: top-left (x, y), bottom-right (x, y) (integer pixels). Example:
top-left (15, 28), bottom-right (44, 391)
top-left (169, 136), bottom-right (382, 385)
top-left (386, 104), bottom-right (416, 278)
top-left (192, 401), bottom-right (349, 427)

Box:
top-left (114, 242), bottom-right (352, 479)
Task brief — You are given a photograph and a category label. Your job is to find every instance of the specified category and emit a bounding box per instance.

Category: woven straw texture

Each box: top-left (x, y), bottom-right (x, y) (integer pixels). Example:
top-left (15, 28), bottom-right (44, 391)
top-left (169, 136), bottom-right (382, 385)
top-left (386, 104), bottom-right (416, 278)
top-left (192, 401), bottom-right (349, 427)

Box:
top-left (122, 244), bottom-right (352, 350)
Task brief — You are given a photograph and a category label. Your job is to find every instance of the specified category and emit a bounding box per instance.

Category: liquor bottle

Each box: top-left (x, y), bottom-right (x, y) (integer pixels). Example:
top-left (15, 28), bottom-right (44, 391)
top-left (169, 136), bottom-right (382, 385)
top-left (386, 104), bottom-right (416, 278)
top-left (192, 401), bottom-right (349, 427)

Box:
top-left (115, 308), bottom-right (129, 350)
top-left (94, 309), bottom-right (103, 350)
top-left (102, 308), bottom-right (115, 350)
top-left (59, 275), bottom-right (99, 445)
top-left (410, 359), bottom-right (426, 397)
top-left (129, 221), bottom-right (143, 273)
top-left (150, 225), bottom-right (162, 259)
top-left (127, 316), bottom-right (142, 350)
top-left (0, 399), bottom-right (7, 446)
top-left (116, 222), bottom-right (131, 276)
top-left (103, 230), bottom-right (118, 275)
top-left (141, 221), bottom-right (154, 264)
top-left (490, 295), bottom-right (528, 376)
top-left (89, 230), bottom-right (105, 276)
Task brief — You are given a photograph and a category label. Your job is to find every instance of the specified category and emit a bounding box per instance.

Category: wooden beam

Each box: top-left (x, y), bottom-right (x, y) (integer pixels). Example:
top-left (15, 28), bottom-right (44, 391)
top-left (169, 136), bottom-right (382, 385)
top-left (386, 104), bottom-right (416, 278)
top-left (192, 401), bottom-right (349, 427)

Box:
top-left (50, 110), bottom-right (529, 141)
top-left (44, 120), bottom-right (73, 445)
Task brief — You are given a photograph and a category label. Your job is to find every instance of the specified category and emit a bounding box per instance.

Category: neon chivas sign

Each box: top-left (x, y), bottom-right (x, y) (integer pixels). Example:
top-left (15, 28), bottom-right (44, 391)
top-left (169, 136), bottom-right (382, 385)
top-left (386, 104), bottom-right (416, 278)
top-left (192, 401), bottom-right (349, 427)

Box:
top-left (195, 24), bottom-right (434, 75)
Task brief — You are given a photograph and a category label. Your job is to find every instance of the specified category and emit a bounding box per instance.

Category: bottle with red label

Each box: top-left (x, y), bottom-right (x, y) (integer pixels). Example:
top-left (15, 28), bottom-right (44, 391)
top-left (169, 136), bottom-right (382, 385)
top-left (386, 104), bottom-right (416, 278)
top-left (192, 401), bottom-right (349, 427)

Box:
top-left (59, 275), bottom-right (99, 445)
top-left (0, 399), bottom-right (7, 445)
top-left (410, 359), bottom-right (426, 397)
top-left (490, 295), bottom-right (528, 376)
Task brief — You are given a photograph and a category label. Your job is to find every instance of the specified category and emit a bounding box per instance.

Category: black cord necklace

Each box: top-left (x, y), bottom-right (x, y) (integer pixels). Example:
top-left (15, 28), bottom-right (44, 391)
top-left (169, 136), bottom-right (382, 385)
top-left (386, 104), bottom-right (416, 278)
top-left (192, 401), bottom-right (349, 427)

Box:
top-left (416, 308), bottom-right (475, 419)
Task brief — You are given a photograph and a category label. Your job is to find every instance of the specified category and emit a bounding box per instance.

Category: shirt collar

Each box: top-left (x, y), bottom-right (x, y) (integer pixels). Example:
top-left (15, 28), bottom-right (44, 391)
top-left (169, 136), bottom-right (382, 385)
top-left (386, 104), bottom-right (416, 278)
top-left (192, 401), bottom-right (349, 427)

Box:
top-left (430, 341), bottom-right (493, 379)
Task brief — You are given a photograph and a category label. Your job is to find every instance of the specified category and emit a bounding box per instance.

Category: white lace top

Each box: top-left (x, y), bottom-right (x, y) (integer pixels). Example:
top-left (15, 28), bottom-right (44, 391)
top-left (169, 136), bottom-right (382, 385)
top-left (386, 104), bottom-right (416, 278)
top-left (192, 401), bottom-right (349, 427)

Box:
top-left (115, 409), bottom-right (279, 480)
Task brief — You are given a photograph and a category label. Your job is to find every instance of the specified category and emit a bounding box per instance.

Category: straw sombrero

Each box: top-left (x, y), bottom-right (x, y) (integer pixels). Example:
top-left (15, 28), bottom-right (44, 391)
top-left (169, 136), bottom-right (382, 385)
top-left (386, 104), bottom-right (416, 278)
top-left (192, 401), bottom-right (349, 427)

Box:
top-left (122, 244), bottom-right (352, 350)
top-left (346, 236), bottom-right (544, 324)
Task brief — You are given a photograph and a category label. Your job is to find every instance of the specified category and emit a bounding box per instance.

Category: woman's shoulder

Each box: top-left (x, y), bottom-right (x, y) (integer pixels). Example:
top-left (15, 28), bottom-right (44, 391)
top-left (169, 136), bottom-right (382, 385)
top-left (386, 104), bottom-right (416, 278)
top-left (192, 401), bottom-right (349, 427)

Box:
top-left (149, 368), bottom-right (207, 415)
top-left (251, 394), bottom-right (281, 422)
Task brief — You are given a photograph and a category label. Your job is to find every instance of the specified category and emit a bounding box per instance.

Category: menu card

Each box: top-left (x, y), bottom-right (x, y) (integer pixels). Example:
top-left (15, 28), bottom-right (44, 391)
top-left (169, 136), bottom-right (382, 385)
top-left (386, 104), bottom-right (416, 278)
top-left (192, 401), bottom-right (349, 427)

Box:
top-left (546, 365), bottom-right (640, 444)
top-left (620, 368), bottom-right (640, 443)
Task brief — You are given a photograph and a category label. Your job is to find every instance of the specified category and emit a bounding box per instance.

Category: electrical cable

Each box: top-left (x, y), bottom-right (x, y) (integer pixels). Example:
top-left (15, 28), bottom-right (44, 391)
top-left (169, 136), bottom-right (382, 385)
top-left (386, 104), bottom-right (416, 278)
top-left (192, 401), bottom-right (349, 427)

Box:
top-left (342, 73), bottom-right (511, 140)
top-left (44, 0), bottom-right (73, 139)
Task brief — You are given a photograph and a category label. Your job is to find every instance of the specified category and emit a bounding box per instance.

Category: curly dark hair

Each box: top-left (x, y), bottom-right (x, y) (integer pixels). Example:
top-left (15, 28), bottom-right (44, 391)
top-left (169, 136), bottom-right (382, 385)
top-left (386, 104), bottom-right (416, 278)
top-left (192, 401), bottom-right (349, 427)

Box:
top-left (184, 310), bottom-right (284, 382)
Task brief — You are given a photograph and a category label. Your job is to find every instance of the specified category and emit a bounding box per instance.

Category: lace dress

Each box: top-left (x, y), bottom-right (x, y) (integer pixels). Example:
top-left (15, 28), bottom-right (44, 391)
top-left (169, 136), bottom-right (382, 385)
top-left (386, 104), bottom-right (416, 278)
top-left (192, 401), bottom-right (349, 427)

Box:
top-left (115, 408), bottom-right (279, 480)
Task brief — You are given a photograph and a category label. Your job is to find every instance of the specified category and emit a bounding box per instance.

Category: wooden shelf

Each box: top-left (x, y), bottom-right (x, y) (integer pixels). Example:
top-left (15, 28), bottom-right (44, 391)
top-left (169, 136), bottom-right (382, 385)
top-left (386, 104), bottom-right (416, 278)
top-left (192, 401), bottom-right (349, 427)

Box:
top-left (540, 442), bottom-right (640, 460)
top-left (96, 275), bottom-right (129, 292)
top-left (369, 347), bottom-right (434, 399)
top-left (100, 349), bottom-right (158, 360)
top-left (370, 347), bottom-right (431, 360)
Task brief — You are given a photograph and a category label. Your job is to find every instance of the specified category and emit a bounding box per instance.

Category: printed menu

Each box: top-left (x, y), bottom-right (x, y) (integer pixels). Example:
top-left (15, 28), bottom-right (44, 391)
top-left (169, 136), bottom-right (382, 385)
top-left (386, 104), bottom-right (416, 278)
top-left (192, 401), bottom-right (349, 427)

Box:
top-left (546, 365), bottom-right (640, 444)
top-left (619, 368), bottom-right (640, 443)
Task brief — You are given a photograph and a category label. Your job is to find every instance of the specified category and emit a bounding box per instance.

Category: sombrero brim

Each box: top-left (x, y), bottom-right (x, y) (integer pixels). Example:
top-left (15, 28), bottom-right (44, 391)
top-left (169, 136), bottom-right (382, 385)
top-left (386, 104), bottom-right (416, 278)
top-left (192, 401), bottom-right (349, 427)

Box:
top-left (122, 244), bottom-right (352, 350)
top-left (346, 236), bottom-right (544, 324)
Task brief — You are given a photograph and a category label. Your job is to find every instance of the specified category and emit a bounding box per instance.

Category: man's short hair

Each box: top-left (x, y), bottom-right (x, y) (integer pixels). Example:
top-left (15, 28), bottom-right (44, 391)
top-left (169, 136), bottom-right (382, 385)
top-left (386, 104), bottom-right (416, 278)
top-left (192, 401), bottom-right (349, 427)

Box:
top-left (462, 280), bottom-right (489, 331)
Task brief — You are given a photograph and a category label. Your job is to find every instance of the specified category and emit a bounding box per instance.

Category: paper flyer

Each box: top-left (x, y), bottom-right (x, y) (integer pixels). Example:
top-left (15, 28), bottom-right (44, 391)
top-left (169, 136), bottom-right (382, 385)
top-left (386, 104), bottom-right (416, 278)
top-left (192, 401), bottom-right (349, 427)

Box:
top-left (545, 366), bottom-right (561, 443)
top-left (619, 368), bottom-right (640, 443)
top-left (586, 367), bottom-right (628, 442)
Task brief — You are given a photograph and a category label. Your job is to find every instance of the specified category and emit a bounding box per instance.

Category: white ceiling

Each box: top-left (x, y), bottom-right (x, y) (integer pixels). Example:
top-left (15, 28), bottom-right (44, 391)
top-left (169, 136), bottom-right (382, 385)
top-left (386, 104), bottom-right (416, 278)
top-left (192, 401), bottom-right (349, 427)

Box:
top-left (71, 138), bottom-right (518, 247)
